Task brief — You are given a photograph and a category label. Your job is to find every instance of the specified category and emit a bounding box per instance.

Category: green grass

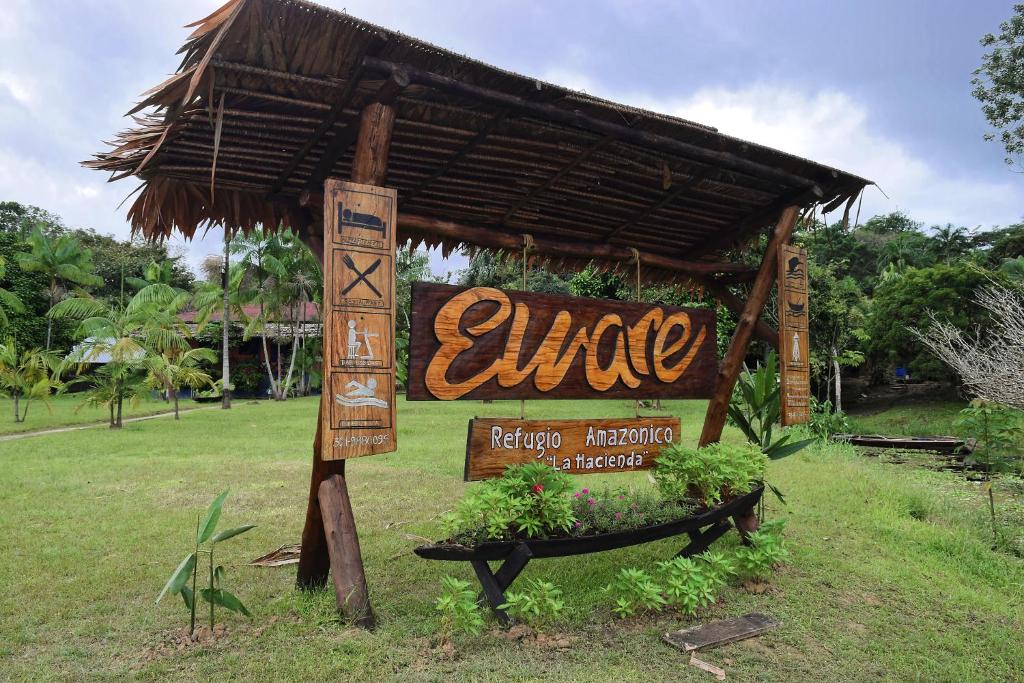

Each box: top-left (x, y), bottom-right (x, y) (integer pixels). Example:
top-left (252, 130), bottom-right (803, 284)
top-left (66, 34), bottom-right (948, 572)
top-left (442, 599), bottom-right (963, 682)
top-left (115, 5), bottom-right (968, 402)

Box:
top-left (1, 397), bottom-right (1022, 681)
top-left (848, 400), bottom-right (966, 437)
top-left (0, 394), bottom-right (185, 435)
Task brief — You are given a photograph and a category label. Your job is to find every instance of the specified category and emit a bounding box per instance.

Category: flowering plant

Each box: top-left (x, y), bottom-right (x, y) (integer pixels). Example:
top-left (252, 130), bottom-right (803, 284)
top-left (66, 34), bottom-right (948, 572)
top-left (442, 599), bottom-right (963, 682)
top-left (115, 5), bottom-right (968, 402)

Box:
top-left (442, 463), bottom-right (575, 544)
top-left (653, 441), bottom-right (767, 507)
top-left (570, 486), bottom-right (695, 535)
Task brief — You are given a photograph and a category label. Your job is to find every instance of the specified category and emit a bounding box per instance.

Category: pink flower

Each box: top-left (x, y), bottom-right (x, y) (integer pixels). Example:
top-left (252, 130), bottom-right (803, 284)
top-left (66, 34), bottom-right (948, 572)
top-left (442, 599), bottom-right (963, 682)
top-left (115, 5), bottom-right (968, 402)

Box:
top-left (618, 495), bottom-right (625, 500)
top-left (532, 484), bottom-right (544, 493)
top-left (581, 488), bottom-right (589, 495)
top-left (573, 492), bottom-right (581, 498)
top-left (587, 497), bottom-right (596, 506)
top-left (614, 512), bottom-right (623, 519)
top-left (574, 521), bottom-right (582, 528)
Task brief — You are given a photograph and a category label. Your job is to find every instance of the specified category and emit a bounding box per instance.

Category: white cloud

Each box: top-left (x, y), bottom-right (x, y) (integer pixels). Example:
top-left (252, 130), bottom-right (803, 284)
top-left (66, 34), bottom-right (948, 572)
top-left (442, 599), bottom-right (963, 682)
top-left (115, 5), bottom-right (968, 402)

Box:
top-left (541, 71), bottom-right (1024, 230)
top-left (646, 84), bottom-right (1022, 229)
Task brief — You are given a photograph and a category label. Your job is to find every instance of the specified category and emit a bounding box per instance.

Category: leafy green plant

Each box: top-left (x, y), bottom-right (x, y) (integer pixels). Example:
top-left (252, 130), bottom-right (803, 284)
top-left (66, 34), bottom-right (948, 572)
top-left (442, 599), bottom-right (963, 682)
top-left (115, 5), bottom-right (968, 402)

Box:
top-left (0, 338), bottom-right (61, 423)
top-left (605, 567), bottom-right (666, 618)
top-left (443, 463), bottom-right (575, 544)
top-left (728, 351), bottom-right (815, 514)
top-left (435, 576), bottom-right (485, 638)
top-left (809, 397), bottom-right (850, 440)
top-left (498, 579), bottom-right (565, 628)
top-left (655, 556), bottom-right (716, 616)
top-left (735, 519), bottom-right (790, 581)
top-left (653, 442), bottom-right (767, 507)
top-left (728, 352), bottom-right (816, 460)
top-left (698, 550), bottom-right (737, 590)
top-left (156, 490), bottom-right (255, 637)
top-left (954, 400), bottom-right (1024, 545)
top-left (569, 486), bottom-right (695, 535)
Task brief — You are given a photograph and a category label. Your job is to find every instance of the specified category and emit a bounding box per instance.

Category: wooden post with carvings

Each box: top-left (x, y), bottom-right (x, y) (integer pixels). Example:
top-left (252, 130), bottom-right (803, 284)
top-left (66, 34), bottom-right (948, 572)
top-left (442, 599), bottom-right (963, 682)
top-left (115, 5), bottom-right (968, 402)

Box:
top-left (697, 207), bottom-right (798, 533)
top-left (295, 100), bottom-right (396, 629)
top-left (698, 206), bottom-right (799, 448)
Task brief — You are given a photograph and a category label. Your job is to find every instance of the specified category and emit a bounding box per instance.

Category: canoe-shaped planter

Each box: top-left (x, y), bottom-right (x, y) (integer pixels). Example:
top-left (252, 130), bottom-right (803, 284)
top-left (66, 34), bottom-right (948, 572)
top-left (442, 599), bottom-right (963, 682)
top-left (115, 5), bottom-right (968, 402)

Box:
top-left (415, 485), bottom-right (764, 562)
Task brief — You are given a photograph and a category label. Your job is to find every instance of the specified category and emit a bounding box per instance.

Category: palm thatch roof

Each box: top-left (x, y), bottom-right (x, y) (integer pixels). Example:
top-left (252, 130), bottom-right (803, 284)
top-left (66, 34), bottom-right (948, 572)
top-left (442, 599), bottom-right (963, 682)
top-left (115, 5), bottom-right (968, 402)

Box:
top-left (86, 0), bottom-right (870, 283)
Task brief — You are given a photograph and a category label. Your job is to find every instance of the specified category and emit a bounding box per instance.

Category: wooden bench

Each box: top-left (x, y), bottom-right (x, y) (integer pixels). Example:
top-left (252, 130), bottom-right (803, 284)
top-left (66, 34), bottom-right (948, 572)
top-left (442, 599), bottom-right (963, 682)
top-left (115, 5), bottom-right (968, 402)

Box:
top-left (415, 486), bottom-right (763, 624)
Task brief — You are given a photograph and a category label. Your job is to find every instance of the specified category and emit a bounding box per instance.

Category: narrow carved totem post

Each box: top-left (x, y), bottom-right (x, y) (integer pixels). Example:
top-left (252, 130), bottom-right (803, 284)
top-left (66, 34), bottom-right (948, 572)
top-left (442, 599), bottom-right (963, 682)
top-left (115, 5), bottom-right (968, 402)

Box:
top-left (777, 243), bottom-right (810, 425)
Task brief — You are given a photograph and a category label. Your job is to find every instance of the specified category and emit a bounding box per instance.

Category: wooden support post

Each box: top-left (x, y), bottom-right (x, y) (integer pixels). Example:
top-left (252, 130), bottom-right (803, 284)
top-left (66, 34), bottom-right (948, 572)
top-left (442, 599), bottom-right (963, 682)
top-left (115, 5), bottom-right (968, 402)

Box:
top-left (699, 205), bottom-right (798, 449)
top-left (318, 474), bottom-right (374, 627)
top-left (703, 281), bottom-right (779, 350)
top-left (295, 95), bottom-right (396, 628)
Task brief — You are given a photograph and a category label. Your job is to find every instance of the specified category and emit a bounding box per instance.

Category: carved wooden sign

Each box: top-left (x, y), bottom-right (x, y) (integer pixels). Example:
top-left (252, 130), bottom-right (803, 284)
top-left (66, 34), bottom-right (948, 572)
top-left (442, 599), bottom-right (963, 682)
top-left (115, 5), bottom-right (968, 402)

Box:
top-left (465, 417), bottom-right (681, 480)
top-left (322, 179), bottom-right (397, 459)
top-left (408, 283), bottom-right (717, 401)
top-left (777, 243), bottom-right (810, 425)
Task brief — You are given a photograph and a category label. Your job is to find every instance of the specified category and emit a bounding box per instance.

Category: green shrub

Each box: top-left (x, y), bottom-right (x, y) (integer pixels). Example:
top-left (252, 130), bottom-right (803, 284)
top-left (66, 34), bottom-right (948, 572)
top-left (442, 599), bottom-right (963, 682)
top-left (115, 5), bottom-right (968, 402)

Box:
top-left (498, 579), bottom-right (564, 628)
top-left (653, 442), bottom-right (768, 507)
top-left (605, 567), bottom-right (666, 618)
top-left (442, 463), bottom-right (575, 544)
top-left (698, 550), bottom-right (737, 590)
top-left (735, 519), bottom-right (790, 580)
top-left (655, 556), bottom-right (716, 616)
top-left (435, 576), bottom-right (484, 637)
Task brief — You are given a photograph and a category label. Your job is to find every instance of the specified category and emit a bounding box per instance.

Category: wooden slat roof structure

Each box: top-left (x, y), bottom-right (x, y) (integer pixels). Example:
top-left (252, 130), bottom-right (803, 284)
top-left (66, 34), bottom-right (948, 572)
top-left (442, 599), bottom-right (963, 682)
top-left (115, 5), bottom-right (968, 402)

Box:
top-left (86, 0), bottom-right (871, 283)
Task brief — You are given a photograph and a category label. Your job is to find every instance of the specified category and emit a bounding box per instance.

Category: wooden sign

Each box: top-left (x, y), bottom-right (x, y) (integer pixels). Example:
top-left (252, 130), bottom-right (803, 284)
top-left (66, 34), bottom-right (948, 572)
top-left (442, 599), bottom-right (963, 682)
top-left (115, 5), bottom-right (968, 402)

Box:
top-left (408, 283), bottom-right (716, 401)
top-left (321, 179), bottom-right (397, 459)
top-left (464, 417), bottom-right (681, 480)
top-left (777, 244), bottom-right (810, 425)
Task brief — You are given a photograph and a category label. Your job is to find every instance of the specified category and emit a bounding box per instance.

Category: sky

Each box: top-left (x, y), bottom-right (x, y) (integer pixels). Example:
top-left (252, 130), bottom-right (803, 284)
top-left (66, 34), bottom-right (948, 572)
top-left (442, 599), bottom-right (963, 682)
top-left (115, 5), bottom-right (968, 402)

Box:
top-left (0, 0), bottom-right (1020, 278)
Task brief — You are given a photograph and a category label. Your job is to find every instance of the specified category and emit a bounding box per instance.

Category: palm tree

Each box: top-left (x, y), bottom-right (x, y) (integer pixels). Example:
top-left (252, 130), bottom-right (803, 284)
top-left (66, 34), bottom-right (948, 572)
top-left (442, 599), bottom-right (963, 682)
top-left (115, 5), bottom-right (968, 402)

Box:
top-left (49, 284), bottom-right (178, 428)
top-left (0, 338), bottom-right (62, 423)
top-left (126, 258), bottom-right (181, 292)
top-left (931, 224), bottom-right (971, 262)
top-left (144, 347), bottom-right (216, 419)
top-left (0, 256), bottom-right (25, 330)
top-left (17, 225), bottom-right (103, 349)
top-left (231, 232), bottom-right (290, 400)
top-left (193, 262), bottom-right (247, 406)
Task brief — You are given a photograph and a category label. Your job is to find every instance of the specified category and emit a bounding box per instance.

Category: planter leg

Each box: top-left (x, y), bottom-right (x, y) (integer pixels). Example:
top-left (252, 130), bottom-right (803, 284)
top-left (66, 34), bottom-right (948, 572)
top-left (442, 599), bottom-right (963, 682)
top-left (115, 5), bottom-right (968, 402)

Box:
top-left (732, 506), bottom-right (759, 544)
top-left (472, 544), bottom-right (532, 626)
top-left (677, 520), bottom-right (732, 557)
top-left (471, 560), bottom-right (512, 626)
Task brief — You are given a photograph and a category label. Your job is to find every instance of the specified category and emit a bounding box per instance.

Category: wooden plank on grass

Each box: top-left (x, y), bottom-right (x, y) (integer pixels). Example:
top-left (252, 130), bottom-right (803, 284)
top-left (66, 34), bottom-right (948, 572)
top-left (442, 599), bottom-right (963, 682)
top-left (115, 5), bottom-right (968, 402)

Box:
top-left (664, 613), bottom-right (780, 652)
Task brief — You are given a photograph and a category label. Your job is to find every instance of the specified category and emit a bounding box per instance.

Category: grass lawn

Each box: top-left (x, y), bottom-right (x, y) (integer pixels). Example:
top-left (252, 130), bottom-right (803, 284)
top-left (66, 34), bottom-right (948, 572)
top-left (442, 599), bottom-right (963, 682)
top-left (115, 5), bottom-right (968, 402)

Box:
top-left (2, 397), bottom-right (1022, 681)
top-left (847, 400), bottom-right (967, 437)
top-left (0, 394), bottom-right (186, 436)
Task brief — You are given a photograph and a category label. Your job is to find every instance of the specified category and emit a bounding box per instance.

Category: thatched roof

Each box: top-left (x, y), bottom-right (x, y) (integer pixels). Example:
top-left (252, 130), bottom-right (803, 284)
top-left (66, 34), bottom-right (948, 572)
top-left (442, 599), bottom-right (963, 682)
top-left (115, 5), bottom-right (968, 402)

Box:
top-left (87, 0), bottom-right (870, 277)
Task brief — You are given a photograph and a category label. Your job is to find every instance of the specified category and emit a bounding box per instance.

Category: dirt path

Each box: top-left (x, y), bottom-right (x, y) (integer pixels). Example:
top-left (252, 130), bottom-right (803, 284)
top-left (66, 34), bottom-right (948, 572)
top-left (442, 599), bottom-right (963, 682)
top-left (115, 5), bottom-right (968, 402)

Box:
top-left (0, 406), bottom-right (219, 442)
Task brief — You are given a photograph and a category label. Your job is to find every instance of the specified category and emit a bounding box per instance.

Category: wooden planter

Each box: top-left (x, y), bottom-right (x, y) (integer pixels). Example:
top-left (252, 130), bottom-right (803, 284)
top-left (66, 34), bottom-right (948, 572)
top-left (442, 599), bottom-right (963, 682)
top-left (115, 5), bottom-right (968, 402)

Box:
top-left (415, 486), bottom-right (764, 624)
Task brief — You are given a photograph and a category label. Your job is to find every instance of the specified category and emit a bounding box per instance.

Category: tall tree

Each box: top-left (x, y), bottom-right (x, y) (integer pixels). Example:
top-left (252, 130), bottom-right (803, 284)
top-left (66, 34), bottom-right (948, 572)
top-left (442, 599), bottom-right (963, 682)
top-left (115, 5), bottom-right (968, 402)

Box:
top-left (929, 224), bottom-right (972, 263)
top-left (0, 256), bottom-right (25, 330)
top-left (973, 5), bottom-right (1024, 166)
top-left (16, 226), bottom-right (103, 349)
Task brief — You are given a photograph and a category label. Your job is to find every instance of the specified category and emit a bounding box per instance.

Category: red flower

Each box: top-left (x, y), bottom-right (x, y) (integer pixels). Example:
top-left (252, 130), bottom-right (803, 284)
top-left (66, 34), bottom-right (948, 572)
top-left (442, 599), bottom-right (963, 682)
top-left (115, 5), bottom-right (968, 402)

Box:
top-left (532, 483), bottom-right (544, 493)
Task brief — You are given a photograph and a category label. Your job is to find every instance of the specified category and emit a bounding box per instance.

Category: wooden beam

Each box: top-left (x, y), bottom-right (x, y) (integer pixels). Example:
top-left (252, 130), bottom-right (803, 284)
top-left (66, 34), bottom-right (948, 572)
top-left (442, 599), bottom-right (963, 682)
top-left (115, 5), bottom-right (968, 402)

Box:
top-left (703, 280), bottom-right (779, 350)
top-left (363, 57), bottom-right (822, 192)
top-left (295, 95), bottom-right (397, 628)
top-left (404, 111), bottom-right (508, 202)
top-left (395, 213), bottom-right (757, 279)
top-left (691, 185), bottom-right (824, 259)
top-left (318, 475), bottom-right (374, 628)
top-left (500, 135), bottom-right (614, 224)
top-left (603, 168), bottom-right (713, 242)
top-left (699, 205), bottom-right (799, 448)
top-left (305, 71), bottom-right (408, 190)
top-left (269, 33), bottom-right (393, 194)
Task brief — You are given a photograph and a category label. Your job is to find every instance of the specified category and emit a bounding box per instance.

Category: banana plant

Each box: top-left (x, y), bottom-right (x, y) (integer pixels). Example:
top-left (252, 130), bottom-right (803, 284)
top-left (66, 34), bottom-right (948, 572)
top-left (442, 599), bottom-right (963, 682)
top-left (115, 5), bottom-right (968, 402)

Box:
top-left (727, 352), bottom-right (814, 509)
top-left (156, 490), bottom-right (255, 636)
